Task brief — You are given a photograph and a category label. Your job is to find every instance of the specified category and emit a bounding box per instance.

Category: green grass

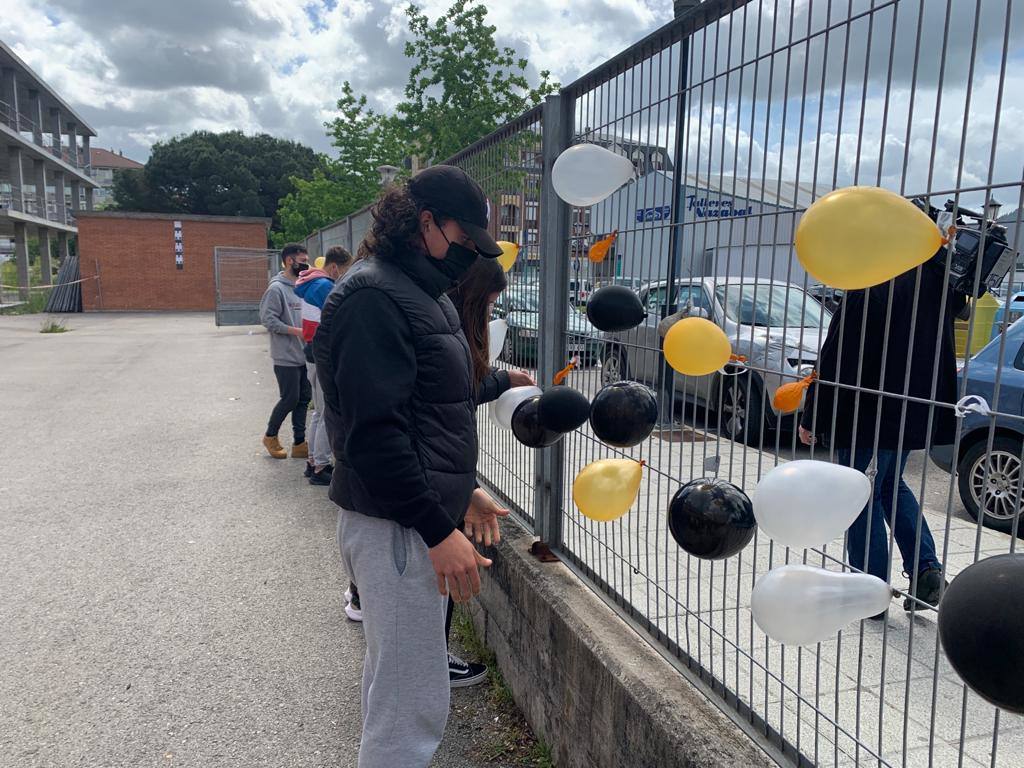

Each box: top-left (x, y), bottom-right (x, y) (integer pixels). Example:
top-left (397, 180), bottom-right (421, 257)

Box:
top-left (39, 318), bottom-right (70, 333)
top-left (1, 260), bottom-right (53, 315)
top-left (451, 606), bottom-right (555, 767)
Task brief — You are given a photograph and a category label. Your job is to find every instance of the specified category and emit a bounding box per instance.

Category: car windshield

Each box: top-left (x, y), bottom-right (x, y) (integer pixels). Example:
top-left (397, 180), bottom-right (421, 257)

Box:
top-left (714, 284), bottom-right (829, 328)
top-left (507, 291), bottom-right (541, 312)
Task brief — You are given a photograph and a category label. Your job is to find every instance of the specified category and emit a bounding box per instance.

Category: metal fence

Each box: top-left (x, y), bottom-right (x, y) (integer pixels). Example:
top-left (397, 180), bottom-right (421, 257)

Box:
top-left (441, 1), bottom-right (1023, 767)
top-left (213, 247), bottom-right (279, 326)
top-left (299, 0), bottom-right (1023, 764)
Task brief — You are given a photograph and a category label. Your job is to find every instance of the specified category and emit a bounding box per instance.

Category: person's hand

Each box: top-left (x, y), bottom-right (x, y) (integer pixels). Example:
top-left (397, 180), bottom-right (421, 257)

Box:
top-left (428, 529), bottom-right (492, 603)
top-left (508, 369), bottom-right (535, 387)
top-left (464, 488), bottom-right (510, 547)
top-left (288, 326), bottom-right (304, 337)
top-left (798, 426), bottom-right (816, 446)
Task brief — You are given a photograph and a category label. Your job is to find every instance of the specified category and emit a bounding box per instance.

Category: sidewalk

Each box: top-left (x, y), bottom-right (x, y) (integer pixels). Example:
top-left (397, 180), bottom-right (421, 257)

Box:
top-left (0, 312), bottom-right (539, 768)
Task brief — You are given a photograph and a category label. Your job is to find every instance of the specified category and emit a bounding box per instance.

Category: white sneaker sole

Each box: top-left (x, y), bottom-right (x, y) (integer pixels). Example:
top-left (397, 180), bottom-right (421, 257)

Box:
top-left (449, 670), bottom-right (488, 688)
top-left (343, 590), bottom-right (362, 622)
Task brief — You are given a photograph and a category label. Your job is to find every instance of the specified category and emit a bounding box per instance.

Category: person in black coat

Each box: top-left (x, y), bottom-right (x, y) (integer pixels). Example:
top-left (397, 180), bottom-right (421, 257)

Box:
top-left (800, 258), bottom-right (967, 613)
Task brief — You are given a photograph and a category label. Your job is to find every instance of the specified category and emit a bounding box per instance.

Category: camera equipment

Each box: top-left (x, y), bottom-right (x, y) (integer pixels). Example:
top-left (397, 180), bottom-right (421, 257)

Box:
top-left (913, 197), bottom-right (1017, 298)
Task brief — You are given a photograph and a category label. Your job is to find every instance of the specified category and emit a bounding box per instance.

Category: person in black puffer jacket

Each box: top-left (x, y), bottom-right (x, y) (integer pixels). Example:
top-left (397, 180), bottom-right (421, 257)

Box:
top-left (313, 166), bottom-right (503, 768)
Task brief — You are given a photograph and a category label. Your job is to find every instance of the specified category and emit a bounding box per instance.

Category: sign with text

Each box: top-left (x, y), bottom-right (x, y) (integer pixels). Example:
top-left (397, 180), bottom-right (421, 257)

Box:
top-left (685, 195), bottom-right (754, 219)
top-left (173, 221), bottom-right (183, 270)
top-left (635, 205), bottom-right (671, 222)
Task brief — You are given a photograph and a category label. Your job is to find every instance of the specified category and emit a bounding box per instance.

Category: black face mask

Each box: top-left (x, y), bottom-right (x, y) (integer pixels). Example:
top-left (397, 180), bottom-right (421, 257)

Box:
top-left (426, 229), bottom-right (479, 283)
top-left (291, 262), bottom-right (305, 277)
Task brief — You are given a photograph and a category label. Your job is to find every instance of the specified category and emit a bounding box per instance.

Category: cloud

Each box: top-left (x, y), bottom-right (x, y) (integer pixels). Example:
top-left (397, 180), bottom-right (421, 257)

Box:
top-left (1, 0), bottom-right (674, 163)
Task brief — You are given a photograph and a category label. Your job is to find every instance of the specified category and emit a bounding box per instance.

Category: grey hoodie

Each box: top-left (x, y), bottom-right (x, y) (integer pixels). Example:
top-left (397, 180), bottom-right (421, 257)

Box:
top-left (259, 272), bottom-right (305, 366)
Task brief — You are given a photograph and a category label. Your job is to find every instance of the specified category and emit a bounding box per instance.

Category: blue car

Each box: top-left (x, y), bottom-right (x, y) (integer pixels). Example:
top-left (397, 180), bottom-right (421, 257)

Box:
top-left (931, 317), bottom-right (1024, 534)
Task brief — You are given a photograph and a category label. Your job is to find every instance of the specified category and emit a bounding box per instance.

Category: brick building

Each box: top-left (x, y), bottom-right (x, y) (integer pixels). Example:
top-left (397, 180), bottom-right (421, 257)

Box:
top-left (76, 211), bottom-right (270, 311)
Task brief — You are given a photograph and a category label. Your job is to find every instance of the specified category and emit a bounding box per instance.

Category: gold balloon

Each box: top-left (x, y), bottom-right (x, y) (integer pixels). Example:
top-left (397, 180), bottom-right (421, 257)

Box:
top-left (573, 458), bottom-right (644, 522)
top-left (795, 186), bottom-right (942, 290)
top-left (496, 241), bottom-right (519, 272)
top-left (663, 317), bottom-right (732, 376)
top-left (314, 256), bottom-right (326, 269)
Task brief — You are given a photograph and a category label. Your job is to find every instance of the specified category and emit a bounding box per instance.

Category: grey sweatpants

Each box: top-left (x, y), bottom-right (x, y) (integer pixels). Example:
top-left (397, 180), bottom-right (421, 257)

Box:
top-left (306, 363), bottom-right (332, 467)
top-left (337, 508), bottom-right (450, 768)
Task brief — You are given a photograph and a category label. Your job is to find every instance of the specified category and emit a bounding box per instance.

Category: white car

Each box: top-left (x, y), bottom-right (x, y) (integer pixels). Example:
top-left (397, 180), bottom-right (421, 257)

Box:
top-left (600, 278), bottom-right (829, 444)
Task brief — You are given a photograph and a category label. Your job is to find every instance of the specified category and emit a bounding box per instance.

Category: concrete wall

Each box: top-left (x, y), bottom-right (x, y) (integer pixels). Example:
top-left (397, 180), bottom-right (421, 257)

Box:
top-left (77, 212), bottom-right (269, 311)
top-left (475, 519), bottom-right (776, 768)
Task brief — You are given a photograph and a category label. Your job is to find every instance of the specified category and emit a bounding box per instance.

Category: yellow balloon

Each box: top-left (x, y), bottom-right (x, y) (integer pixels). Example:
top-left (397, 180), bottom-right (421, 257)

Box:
top-left (314, 256), bottom-right (326, 269)
top-left (496, 241), bottom-right (519, 272)
top-left (573, 458), bottom-right (643, 522)
top-left (795, 186), bottom-right (942, 290)
top-left (663, 317), bottom-right (732, 376)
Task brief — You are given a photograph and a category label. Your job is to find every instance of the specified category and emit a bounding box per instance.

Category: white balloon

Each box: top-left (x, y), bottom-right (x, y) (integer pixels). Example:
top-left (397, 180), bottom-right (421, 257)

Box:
top-left (490, 386), bottom-right (543, 430)
top-left (753, 460), bottom-right (871, 549)
top-left (551, 144), bottom-right (636, 207)
top-left (488, 319), bottom-right (508, 364)
top-left (751, 565), bottom-right (892, 646)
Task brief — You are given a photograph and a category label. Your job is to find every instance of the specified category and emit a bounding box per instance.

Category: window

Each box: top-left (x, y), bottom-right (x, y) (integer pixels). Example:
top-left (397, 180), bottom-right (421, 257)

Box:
top-left (500, 204), bottom-right (519, 227)
top-left (714, 284), bottom-right (827, 328)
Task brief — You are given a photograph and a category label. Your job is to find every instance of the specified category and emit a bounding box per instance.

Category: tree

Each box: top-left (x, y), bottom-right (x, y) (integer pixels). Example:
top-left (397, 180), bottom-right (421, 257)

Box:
top-left (112, 131), bottom-right (317, 230)
top-left (397, 0), bottom-right (557, 163)
top-left (273, 83), bottom-right (407, 246)
top-left (274, 0), bottom-right (556, 241)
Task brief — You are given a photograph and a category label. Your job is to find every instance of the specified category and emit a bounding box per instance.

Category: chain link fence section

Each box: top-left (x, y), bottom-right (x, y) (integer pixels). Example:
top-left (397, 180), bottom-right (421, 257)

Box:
top-left (213, 247), bottom-right (279, 326)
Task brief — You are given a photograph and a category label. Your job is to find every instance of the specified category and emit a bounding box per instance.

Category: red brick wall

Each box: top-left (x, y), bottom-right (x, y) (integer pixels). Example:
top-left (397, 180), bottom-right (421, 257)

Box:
top-left (78, 216), bottom-right (269, 311)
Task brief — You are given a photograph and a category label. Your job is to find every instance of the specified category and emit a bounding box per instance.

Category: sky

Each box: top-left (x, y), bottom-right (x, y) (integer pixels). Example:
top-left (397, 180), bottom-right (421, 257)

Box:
top-left (3, 0), bottom-right (1020, 215)
top-left (1, 0), bottom-right (670, 162)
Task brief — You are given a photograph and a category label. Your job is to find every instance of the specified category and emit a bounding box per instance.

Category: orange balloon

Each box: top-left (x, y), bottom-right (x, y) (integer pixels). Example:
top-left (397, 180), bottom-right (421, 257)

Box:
top-left (772, 372), bottom-right (816, 414)
top-left (588, 230), bottom-right (618, 263)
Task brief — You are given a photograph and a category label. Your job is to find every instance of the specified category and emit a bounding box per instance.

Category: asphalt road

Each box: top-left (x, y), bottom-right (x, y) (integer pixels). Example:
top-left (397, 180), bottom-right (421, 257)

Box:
top-left (0, 313), bottom-right (515, 768)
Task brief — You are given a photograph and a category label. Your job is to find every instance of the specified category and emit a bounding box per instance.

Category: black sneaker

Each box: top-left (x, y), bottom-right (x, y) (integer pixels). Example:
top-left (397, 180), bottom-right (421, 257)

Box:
top-left (303, 463), bottom-right (314, 478)
top-left (448, 652), bottom-right (487, 688)
top-left (344, 584), bottom-right (362, 622)
top-left (904, 567), bottom-right (947, 611)
top-left (309, 467), bottom-right (332, 486)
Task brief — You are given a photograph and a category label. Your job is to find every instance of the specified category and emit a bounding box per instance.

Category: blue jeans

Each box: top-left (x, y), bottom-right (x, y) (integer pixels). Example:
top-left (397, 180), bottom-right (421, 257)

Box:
top-left (835, 449), bottom-right (942, 581)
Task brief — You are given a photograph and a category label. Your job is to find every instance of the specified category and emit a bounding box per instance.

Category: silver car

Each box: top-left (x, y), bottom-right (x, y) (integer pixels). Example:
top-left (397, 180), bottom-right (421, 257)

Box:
top-left (600, 278), bottom-right (830, 444)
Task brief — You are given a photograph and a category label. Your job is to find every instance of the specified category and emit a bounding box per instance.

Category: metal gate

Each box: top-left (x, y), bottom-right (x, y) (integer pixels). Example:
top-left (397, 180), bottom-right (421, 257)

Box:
top-left (213, 247), bottom-right (278, 326)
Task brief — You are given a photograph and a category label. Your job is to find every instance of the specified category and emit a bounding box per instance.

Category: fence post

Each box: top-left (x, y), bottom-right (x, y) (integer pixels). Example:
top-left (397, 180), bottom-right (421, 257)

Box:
top-left (533, 93), bottom-right (573, 546)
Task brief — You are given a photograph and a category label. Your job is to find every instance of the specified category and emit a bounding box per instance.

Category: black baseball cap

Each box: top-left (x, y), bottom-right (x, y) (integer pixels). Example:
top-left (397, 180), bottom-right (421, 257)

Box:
top-left (408, 165), bottom-right (503, 258)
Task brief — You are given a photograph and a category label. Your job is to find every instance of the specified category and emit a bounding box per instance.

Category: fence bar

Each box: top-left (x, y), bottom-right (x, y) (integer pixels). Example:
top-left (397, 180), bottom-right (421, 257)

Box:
top-left (534, 93), bottom-right (573, 545)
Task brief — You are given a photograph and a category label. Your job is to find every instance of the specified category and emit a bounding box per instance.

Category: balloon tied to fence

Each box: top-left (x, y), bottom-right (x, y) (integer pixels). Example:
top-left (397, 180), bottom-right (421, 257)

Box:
top-left (573, 458), bottom-right (645, 522)
top-left (773, 371), bottom-right (817, 414)
top-left (588, 230), bottom-right (618, 263)
top-left (553, 357), bottom-right (578, 386)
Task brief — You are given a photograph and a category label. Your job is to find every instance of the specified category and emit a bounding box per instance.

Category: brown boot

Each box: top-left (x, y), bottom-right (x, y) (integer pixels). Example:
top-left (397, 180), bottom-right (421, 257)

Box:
top-left (262, 434), bottom-right (286, 459)
top-left (291, 441), bottom-right (309, 459)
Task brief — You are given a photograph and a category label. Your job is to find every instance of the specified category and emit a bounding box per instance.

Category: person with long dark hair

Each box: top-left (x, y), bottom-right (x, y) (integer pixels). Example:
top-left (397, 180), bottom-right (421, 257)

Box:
top-left (313, 166), bottom-right (503, 767)
top-left (443, 257), bottom-right (534, 687)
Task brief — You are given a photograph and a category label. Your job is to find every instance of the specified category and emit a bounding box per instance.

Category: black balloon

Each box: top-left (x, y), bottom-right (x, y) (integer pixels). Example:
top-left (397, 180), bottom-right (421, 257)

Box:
top-left (589, 381), bottom-right (658, 447)
top-left (538, 386), bottom-right (591, 433)
top-left (938, 554), bottom-right (1024, 713)
top-left (586, 285), bottom-right (646, 332)
top-left (668, 478), bottom-right (756, 560)
top-left (511, 395), bottom-right (564, 448)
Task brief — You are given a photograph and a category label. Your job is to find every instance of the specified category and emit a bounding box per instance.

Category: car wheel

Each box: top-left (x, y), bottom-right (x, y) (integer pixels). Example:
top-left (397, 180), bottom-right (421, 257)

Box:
top-left (501, 332), bottom-right (516, 366)
top-left (720, 373), bottom-right (766, 447)
top-left (957, 435), bottom-right (1024, 535)
top-left (601, 346), bottom-right (628, 385)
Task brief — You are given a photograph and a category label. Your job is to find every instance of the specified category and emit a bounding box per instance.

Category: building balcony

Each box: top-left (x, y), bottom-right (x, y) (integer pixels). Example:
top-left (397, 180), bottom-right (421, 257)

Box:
top-left (0, 99), bottom-right (92, 174)
top-left (0, 183), bottom-right (78, 232)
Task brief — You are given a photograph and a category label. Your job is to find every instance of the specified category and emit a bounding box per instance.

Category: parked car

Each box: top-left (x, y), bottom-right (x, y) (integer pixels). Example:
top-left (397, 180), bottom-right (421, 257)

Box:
top-left (601, 278), bottom-right (829, 444)
top-left (568, 279), bottom-right (592, 306)
top-left (807, 283), bottom-right (844, 313)
top-left (930, 316), bottom-right (1024, 534)
top-left (493, 287), bottom-right (601, 367)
